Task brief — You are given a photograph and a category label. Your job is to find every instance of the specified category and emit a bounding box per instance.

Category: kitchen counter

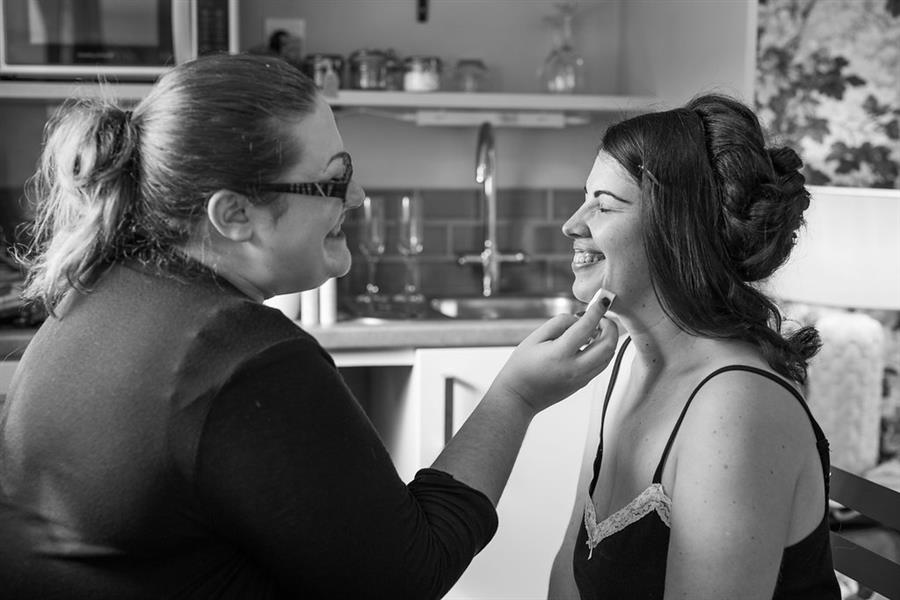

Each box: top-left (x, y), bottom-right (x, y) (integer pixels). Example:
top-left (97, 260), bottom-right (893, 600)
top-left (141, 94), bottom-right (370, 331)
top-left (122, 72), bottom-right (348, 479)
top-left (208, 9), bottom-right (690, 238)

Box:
top-left (308, 318), bottom-right (541, 350)
top-left (0, 318), bottom-right (543, 362)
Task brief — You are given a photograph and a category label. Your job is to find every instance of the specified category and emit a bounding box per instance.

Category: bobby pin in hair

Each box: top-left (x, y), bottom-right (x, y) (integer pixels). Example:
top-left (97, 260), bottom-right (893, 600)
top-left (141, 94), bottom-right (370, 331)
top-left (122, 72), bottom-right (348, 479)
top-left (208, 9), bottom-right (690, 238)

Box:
top-left (639, 164), bottom-right (660, 187)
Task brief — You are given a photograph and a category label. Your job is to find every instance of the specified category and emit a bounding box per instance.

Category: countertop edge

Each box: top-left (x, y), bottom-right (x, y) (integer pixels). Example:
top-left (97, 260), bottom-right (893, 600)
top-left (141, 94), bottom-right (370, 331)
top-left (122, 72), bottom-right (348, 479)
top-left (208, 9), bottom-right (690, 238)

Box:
top-left (0, 319), bottom-right (544, 361)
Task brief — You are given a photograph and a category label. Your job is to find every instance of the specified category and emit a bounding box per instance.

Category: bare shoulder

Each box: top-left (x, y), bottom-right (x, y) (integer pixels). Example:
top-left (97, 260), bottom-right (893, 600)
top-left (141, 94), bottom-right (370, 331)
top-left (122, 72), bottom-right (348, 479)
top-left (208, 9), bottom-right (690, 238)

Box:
top-left (688, 367), bottom-right (810, 432)
top-left (674, 366), bottom-right (816, 483)
top-left (664, 362), bottom-right (827, 584)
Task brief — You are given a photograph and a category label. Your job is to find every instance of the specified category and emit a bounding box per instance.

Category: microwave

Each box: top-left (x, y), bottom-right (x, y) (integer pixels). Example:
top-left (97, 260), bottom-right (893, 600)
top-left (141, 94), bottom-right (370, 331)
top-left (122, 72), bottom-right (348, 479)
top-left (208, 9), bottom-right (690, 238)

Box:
top-left (0, 0), bottom-right (239, 81)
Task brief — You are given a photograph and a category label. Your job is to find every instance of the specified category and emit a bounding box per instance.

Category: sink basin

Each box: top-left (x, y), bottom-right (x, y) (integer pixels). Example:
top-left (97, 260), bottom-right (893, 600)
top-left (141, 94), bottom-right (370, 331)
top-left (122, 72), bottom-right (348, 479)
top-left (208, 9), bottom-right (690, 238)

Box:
top-left (429, 295), bottom-right (585, 320)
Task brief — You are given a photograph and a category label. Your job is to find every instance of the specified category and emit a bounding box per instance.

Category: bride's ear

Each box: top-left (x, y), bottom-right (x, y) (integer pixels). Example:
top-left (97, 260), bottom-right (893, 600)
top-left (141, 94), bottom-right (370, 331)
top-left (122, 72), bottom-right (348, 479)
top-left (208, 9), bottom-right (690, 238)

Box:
top-left (205, 189), bottom-right (253, 242)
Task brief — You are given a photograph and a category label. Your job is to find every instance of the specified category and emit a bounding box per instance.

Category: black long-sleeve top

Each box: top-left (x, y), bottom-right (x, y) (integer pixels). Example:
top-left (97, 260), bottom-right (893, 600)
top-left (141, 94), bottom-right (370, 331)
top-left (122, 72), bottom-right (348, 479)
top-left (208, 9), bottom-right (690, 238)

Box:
top-left (0, 261), bottom-right (497, 599)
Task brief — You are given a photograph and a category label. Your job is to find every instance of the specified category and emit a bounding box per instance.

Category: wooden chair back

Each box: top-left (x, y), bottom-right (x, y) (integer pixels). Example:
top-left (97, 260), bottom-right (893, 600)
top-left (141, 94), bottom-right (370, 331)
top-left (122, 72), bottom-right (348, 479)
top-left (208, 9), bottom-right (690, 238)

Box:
top-left (829, 466), bottom-right (900, 599)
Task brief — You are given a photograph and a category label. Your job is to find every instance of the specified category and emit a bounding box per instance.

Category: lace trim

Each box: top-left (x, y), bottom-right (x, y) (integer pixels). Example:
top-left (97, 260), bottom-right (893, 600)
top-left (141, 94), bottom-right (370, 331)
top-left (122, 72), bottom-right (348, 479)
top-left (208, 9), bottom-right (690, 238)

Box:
top-left (583, 483), bottom-right (672, 559)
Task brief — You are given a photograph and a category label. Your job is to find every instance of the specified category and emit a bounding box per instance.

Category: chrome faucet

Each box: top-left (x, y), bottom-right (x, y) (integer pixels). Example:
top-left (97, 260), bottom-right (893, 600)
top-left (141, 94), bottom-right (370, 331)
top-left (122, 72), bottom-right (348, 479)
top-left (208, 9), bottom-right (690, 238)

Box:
top-left (458, 122), bottom-right (527, 297)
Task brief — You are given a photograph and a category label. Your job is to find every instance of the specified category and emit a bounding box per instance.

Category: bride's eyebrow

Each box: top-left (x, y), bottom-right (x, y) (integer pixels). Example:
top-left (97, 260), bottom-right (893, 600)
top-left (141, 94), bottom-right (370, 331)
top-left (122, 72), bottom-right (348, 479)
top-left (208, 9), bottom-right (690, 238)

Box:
top-left (583, 188), bottom-right (633, 204)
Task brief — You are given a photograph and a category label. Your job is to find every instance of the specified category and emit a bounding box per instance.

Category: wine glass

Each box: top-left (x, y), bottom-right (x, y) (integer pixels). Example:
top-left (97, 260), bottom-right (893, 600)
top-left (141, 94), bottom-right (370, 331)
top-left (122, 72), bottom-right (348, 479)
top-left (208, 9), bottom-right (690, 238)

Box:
top-left (396, 192), bottom-right (426, 315)
top-left (539, 2), bottom-right (585, 94)
top-left (357, 196), bottom-right (386, 310)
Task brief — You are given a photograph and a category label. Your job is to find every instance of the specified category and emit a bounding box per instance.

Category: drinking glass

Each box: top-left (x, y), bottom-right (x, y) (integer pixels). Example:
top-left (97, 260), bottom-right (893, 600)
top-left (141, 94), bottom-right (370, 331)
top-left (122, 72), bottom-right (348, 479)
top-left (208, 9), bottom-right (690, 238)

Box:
top-left (357, 196), bottom-right (386, 307)
top-left (397, 192), bottom-right (426, 313)
top-left (539, 2), bottom-right (585, 94)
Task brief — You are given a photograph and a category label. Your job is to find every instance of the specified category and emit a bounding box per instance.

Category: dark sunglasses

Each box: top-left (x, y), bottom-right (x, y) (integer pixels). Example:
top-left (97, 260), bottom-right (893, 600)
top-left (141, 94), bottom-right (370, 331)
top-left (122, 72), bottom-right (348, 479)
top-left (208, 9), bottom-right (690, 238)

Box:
top-left (256, 152), bottom-right (353, 203)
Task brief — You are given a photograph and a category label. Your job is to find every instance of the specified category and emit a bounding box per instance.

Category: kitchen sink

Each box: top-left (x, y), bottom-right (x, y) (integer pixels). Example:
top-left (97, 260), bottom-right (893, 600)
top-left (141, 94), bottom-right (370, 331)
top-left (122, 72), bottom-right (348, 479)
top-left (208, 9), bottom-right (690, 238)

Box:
top-left (429, 295), bottom-right (585, 320)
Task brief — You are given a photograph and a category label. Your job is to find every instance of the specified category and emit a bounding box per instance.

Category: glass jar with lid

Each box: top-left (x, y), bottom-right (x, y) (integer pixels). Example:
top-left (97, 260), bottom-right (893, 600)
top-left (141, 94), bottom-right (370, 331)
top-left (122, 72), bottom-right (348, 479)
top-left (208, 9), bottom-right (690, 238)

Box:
top-left (302, 54), bottom-right (345, 92)
top-left (348, 49), bottom-right (388, 90)
top-left (454, 59), bottom-right (488, 92)
top-left (403, 56), bottom-right (442, 92)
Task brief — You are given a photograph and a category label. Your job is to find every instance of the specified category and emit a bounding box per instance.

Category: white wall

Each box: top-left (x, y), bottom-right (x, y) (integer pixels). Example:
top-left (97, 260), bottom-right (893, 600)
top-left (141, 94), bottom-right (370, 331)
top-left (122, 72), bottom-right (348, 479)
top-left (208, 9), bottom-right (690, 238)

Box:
top-left (241, 0), bottom-right (625, 94)
top-left (620, 0), bottom-right (757, 105)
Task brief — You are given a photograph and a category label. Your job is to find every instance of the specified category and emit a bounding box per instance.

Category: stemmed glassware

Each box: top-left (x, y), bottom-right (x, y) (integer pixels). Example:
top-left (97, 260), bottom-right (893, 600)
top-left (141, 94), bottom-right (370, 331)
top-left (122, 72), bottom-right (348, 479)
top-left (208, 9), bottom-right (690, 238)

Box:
top-left (357, 195), bottom-right (386, 310)
top-left (539, 1), bottom-right (585, 94)
top-left (396, 191), bottom-right (426, 314)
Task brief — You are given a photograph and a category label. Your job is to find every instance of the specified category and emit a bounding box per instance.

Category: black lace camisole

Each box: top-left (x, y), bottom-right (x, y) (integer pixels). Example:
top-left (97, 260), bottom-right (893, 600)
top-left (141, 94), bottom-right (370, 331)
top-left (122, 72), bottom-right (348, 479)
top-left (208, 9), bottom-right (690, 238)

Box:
top-left (572, 338), bottom-right (840, 599)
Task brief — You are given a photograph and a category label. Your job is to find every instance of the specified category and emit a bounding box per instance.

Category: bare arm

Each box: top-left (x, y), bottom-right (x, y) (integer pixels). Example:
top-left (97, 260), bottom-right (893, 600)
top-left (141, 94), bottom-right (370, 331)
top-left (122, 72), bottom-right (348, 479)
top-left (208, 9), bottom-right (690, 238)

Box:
top-left (663, 372), bottom-right (819, 599)
top-left (431, 293), bottom-right (618, 507)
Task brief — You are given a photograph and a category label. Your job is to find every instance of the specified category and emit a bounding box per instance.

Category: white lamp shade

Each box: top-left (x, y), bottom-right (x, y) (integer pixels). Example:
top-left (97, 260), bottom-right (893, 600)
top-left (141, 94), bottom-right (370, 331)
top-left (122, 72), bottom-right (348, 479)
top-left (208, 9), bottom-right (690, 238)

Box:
top-left (765, 185), bottom-right (900, 310)
top-left (806, 312), bottom-right (885, 473)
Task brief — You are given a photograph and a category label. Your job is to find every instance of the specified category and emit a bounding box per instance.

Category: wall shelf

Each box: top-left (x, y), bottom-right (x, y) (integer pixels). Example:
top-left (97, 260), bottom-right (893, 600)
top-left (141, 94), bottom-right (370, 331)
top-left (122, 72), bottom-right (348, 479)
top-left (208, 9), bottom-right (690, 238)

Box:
top-left (0, 80), bottom-right (659, 114)
top-left (326, 90), bottom-right (660, 113)
top-left (0, 80), bottom-right (153, 101)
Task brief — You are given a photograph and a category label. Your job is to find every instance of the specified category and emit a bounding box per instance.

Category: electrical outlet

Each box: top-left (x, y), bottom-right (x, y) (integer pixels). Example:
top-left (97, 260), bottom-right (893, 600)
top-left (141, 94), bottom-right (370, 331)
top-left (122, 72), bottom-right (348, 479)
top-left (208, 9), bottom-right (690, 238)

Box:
top-left (263, 18), bottom-right (305, 41)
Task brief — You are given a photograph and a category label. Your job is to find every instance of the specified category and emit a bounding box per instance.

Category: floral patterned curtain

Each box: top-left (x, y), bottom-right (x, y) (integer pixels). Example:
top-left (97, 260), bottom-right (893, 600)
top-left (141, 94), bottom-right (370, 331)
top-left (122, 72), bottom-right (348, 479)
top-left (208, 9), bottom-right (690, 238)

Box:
top-left (755, 0), bottom-right (900, 189)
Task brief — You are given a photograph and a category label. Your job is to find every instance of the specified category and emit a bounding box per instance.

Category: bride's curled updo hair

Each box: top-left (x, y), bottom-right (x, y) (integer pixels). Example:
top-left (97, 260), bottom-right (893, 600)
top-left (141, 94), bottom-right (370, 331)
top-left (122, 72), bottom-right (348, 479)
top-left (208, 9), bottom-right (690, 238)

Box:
top-left (601, 93), bottom-right (820, 383)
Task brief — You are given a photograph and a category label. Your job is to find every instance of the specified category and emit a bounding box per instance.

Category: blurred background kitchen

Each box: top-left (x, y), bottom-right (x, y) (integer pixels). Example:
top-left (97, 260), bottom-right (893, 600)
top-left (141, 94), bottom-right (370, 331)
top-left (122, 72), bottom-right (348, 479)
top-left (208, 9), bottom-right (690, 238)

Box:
top-left (0, 1), bottom-right (898, 599)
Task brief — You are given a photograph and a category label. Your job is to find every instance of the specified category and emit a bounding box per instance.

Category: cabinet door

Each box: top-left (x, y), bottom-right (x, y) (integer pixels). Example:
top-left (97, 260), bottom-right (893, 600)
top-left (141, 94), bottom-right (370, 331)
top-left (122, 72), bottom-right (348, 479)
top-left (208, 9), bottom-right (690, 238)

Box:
top-left (412, 347), bottom-right (600, 599)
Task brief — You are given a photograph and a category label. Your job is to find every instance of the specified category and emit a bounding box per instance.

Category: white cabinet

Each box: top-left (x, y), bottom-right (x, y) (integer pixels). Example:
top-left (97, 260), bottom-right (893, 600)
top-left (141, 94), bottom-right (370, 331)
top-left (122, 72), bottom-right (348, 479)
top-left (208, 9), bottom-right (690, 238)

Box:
top-left (410, 346), bottom-right (600, 600)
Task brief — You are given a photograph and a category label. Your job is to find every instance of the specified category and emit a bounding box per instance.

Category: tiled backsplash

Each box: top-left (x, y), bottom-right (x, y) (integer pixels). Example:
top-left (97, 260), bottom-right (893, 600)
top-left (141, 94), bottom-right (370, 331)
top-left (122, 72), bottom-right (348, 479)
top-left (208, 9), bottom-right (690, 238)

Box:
top-left (339, 188), bottom-right (584, 302)
top-left (1, 186), bottom-right (585, 301)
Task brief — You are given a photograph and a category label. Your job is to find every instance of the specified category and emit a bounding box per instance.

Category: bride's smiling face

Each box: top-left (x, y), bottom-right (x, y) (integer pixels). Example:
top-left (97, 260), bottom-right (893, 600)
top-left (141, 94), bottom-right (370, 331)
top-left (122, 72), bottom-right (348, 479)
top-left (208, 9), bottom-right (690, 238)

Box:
top-left (562, 152), bottom-right (652, 308)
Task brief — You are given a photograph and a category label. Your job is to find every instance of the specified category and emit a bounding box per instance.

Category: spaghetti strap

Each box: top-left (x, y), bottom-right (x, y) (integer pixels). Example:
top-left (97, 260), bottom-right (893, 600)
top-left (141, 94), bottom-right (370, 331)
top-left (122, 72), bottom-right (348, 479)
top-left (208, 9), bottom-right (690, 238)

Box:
top-left (651, 365), bottom-right (819, 484)
top-left (588, 337), bottom-right (632, 496)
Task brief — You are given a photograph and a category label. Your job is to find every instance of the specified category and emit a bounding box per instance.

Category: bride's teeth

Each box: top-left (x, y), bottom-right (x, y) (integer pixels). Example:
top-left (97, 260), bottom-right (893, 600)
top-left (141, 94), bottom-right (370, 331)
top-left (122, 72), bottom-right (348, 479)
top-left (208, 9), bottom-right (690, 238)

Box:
top-left (574, 252), bottom-right (604, 265)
